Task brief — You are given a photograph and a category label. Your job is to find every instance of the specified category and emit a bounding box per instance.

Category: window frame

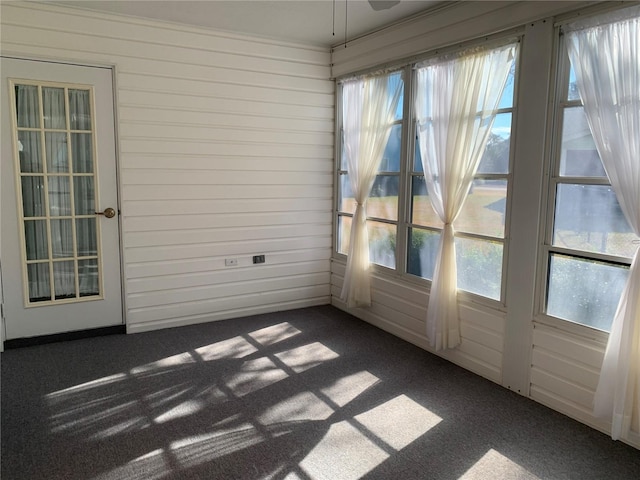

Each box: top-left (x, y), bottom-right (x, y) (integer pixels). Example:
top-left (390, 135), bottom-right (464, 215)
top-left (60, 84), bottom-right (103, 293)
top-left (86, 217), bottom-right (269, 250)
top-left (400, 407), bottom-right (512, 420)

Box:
top-left (334, 66), bottom-right (411, 273)
top-left (333, 34), bottom-right (522, 308)
top-left (537, 31), bottom-right (635, 334)
top-left (406, 81), bottom-right (518, 304)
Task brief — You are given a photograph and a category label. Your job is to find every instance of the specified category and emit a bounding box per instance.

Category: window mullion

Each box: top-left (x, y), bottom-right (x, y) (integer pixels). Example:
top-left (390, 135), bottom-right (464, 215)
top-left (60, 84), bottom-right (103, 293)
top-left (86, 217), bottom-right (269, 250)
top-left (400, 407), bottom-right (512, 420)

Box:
top-left (333, 82), bottom-right (344, 257)
top-left (454, 231), bottom-right (504, 243)
top-left (367, 216), bottom-right (396, 225)
top-left (559, 99), bottom-right (583, 108)
top-left (395, 64), bottom-right (413, 274)
top-left (548, 245), bottom-right (633, 266)
top-left (545, 175), bottom-right (560, 246)
top-left (541, 31), bottom-right (636, 332)
top-left (554, 176), bottom-right (610, 185)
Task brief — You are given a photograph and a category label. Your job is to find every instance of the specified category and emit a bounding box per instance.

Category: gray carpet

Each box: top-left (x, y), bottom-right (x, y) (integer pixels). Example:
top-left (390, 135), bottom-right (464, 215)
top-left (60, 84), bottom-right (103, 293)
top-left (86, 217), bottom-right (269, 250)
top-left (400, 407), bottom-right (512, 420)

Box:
top-left (2, 305), bottom-right (639, 479)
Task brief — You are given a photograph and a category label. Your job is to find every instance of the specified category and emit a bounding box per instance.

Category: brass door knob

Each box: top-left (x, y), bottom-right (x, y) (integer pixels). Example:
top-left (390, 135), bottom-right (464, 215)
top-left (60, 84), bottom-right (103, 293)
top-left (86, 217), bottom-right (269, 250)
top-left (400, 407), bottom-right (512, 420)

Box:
top-left (96, 207), bottom-right (116, 218)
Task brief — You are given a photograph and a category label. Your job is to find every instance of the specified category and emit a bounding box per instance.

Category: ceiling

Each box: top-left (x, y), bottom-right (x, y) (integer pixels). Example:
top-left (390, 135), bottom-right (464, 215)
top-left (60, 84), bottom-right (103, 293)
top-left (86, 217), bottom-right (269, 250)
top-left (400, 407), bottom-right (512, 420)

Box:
top-left (55, 0), bottom-right (445, 47)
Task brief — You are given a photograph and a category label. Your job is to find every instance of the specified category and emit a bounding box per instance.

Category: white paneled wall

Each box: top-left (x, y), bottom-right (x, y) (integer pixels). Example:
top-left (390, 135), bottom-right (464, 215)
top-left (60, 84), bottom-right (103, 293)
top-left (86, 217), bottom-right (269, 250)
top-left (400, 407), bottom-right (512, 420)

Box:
top-left (331, 262), bottom-right (505, 384)
top-left (0, 2), bottom-right (333, 332)
top-left (530, 323), bottom-right (617, 434)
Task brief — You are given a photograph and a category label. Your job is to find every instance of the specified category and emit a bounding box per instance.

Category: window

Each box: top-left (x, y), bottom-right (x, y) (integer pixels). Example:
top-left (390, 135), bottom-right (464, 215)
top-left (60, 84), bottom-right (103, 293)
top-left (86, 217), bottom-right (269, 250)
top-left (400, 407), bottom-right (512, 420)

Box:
top-left (336, 70), bottom-right (405, 270)
top-left (542, 42), bottom-right (639, 331)
top-left (335, 41), bottom-right (518, 304)
top-left (408, 62), bottom-right (516, 301)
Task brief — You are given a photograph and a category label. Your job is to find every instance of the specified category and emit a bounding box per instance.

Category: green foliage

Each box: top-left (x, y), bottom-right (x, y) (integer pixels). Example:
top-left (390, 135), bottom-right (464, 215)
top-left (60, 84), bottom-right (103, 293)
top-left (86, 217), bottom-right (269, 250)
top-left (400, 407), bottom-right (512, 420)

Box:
top-left (369, 225), bottom-right (396, 269)
top-left (407, 228), bottom-right (440, 279)
top-left (408, 228), bottom-right (502, 300)
top-left (455, 239), bottom-right (502, 300)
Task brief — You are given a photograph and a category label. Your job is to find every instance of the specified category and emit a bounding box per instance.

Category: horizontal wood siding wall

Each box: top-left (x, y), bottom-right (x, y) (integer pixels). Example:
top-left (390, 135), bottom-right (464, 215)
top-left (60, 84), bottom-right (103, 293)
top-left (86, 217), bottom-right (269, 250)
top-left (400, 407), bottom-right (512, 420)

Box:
top-left (331, 261), bottom-right (505, 384)
top-left (1, 3), bottom-right (334, 332)
top-left (530, 323), bottom-right (610, 431)
top-left (531, 322), bottom-right (640, 447)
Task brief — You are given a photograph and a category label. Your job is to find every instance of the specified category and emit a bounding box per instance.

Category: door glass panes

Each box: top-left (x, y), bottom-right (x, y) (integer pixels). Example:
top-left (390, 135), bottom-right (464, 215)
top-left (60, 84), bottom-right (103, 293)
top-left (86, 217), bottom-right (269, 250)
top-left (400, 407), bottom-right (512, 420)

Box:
top-left (21, 177), bottom-right (45, 217)
top-left (78, 259), bottom-right (99, 296)
top-left (15, 85), bottom-right (40, 128)
top-left (24, 221), bottom-right (48, 260)
top-left (76, 218), bottom-right (97, 256)
top-left (73, 177), bottom-right (95, 215)
top-left (45, 132), bottom-right (69, 172)
top-left (42, 87), bottom-right (66, 129)
top-left (69, 89), bottom-right (91, 130)
top-left (71, 133), bottom-right (93, 173)
top-left (53, 261), bottom-right (76, 299)
top-left (27, 264), bottom-right (50, 303)
top-left (48, 176), bottom-right (71, 216)
top-left (18, 131), bottom-right (42, 173)
top-left (12, 82), bottom-right (101, 304)
top-left (51, 219), bottom-right (74, 258)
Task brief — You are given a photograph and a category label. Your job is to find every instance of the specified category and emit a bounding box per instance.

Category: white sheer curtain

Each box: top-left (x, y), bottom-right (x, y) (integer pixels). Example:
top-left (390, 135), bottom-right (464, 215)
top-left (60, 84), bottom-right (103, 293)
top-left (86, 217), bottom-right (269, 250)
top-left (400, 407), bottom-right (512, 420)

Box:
top-left (340, 73), bottom-right (402, 307)
top-left (565, 6), bottom-right (640, 440)
top-left (68, 89), bottom-right (91, 131)
top-left (415, 43), bottom-right (517, 350)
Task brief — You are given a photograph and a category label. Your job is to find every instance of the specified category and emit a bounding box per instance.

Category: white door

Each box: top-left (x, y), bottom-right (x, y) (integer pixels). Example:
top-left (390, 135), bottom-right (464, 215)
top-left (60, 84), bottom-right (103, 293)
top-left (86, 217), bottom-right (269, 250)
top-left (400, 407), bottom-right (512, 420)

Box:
top-left (1, 57), bottom-right (122, 340)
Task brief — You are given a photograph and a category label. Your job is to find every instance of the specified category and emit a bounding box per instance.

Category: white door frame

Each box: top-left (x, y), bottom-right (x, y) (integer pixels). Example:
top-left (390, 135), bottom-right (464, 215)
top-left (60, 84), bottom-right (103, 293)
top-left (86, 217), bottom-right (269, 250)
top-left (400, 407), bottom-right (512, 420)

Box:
top-left (0, 55), bottom-right (126, 349)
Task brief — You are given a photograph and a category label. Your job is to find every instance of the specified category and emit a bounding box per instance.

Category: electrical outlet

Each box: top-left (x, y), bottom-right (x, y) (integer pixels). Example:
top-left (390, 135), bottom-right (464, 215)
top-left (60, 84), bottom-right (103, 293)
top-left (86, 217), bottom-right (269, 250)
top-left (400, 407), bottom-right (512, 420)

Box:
top-left (225, 258), bottom-right (238, 267)
top-left (253, 255), bottom-right (265, 264)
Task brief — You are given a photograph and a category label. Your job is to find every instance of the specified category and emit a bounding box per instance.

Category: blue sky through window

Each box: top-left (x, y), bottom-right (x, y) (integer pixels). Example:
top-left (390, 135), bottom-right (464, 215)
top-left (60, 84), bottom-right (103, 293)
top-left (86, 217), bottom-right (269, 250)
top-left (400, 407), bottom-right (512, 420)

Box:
top-left (493, 64), bottom-right (515, 138)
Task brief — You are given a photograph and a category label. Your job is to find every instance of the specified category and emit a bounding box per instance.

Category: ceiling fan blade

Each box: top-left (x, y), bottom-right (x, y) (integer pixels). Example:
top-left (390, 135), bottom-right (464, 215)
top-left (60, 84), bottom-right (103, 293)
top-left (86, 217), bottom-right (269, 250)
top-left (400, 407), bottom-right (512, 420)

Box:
top-left (368, 1), bottom-right (401, 11)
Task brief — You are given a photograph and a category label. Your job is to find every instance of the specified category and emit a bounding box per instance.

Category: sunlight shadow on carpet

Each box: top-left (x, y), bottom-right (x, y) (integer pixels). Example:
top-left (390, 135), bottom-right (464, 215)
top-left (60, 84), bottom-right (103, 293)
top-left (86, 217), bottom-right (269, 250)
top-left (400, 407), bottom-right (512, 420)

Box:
top-left (459, 449), bottom-right (541, 480)
top-left (355, 394), bottom-right (442, 450)
top-left (299, 421), bottom-right (390, 480)
top-left (41, 318), bottom-right (513, 479)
